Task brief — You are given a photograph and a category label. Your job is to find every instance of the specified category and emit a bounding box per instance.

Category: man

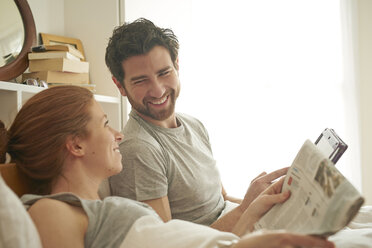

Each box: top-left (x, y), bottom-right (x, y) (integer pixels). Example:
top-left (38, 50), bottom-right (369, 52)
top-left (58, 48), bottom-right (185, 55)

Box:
top-left (105, 18), bottom-right (287, 232)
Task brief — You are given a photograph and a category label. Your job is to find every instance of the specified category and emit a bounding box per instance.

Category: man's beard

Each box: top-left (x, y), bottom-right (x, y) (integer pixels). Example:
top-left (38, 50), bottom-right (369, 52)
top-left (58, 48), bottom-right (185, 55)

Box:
top-left (127, 88), bottom-right (178, 121)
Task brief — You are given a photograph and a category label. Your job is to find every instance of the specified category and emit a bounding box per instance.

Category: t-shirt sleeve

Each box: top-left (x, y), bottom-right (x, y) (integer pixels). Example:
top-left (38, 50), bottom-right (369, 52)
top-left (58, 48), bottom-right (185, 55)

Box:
top-left (110, 138), bottom-right (168, 201)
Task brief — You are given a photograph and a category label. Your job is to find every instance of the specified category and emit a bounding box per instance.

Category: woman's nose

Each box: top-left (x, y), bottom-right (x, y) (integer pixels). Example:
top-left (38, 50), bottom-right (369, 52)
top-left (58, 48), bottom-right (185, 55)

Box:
top-left (114, 129), bottom-right (124, 142)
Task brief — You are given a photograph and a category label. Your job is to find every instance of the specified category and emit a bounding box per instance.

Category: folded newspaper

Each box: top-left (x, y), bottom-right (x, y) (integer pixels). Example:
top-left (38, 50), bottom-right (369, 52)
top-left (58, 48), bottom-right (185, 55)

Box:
top-left (254, 139), bottom-right (364, 236)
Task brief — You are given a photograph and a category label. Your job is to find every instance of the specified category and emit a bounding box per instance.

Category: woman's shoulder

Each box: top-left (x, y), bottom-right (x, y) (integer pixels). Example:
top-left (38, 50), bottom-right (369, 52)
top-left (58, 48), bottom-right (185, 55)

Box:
top-left (104, 196), bottom-right (155, 211)
top-left (101, 196), bottom-right (157, 219)
top-left (28, 197), bottom-right (88, 224)
top-left (28, 197), bottom-right (76, 211)
top-left (28, 197), bottom-right (88, 247)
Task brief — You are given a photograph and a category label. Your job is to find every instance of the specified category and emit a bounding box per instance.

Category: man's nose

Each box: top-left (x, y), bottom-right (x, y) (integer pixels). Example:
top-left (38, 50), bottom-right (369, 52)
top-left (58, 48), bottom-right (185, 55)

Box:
top-left (149, 78), bottom-right (166, 98)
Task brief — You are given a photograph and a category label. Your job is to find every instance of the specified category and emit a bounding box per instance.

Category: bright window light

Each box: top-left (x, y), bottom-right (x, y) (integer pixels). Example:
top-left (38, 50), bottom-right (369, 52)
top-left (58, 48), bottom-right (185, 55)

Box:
top-left (125, 0), bottom-right (360, 197)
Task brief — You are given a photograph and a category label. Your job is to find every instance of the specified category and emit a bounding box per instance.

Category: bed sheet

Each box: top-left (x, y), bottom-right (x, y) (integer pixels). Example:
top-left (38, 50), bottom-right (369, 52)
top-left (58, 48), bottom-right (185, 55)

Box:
top-left (329, 206), bottom-right (372, 248)
top-left (121, 205), bottom-right (372, 248)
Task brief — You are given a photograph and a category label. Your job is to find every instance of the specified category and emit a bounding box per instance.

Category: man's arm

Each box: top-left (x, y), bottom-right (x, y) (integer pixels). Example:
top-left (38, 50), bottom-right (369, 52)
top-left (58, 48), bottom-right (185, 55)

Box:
top-left (212, 167), bottom-right (289, 232)
top-left (222, 184), bottom-right (242, 204)
top-left (239, 167), bottom-right (289, 211)
top-left (143, 194), bottom-right (244, 231)
top-left (142, 196), bottom-right (172, 222)
top-left (210, 204), bottom-right (244, 232)
top-left (142, 167), bottom-right (288, 230)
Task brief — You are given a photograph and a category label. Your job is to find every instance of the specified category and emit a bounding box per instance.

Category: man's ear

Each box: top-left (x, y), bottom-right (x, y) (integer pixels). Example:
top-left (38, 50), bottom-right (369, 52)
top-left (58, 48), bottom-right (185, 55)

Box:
top-left (175, 57), bottom-right (179, 72)
top-left (112, 76), bottom-right (127, 97)
top-left (65, 136), bottom-right (85, 157)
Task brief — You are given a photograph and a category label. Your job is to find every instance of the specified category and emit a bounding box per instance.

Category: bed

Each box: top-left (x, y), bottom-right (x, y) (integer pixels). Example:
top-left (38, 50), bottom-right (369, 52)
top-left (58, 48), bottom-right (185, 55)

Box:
top-left (1, 163), bottom-right (372, 247)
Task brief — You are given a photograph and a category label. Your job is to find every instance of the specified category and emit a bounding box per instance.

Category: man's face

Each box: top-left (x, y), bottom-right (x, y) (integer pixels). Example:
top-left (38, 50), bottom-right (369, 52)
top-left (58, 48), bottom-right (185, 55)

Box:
top-left (119, 46), bottom-right (180, 124)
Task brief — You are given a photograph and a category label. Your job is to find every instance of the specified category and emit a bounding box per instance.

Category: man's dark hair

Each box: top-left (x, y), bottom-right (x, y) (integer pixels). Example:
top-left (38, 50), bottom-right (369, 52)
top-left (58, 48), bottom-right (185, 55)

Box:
top-left (105, 18), bottom-right (179, 86)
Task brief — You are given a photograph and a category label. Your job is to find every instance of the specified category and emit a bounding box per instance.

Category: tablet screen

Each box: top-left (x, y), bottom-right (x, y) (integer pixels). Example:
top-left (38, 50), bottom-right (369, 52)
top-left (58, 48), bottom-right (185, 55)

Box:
top-left (315, 128), bottom-right (348, 164)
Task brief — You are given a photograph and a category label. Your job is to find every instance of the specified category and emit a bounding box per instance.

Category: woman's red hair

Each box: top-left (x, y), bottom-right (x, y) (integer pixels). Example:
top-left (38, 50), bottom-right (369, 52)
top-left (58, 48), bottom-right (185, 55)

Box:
top-left (0, 85), bottom-right (94, 194)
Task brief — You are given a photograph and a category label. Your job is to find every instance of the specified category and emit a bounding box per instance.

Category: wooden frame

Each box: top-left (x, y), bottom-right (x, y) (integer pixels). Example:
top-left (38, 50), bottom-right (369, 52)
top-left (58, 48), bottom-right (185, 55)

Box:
top-left (0, 0), bottom-right (36, 81)
top-left (40, 33), bottom-right (85, 60)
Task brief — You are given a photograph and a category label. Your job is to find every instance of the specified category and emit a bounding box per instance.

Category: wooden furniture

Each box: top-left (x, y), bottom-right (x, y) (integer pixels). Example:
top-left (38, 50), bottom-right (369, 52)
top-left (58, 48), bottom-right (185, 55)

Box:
top-left (0, 163), bottom-right (30, 197)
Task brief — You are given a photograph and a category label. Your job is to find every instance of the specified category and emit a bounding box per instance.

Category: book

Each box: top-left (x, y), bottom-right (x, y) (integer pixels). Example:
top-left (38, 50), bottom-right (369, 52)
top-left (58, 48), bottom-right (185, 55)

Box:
top-left (22, 71), bottom-right (89, 85)
top-left (31, 44), bottom-right (84, 60)
top-left (47, 83), bottom-right (96, 92)
top-left (28, 51), bottom-right (81, 61)
top-left (29, 58), bottom-right (89, 74)
top-left (254, 139), bottom-right (364, 237)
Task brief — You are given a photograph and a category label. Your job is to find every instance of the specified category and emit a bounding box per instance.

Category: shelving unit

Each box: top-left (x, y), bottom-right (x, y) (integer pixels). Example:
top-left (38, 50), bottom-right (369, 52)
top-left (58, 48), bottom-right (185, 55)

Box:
top-left (0, 81), bottom-right (122, 131)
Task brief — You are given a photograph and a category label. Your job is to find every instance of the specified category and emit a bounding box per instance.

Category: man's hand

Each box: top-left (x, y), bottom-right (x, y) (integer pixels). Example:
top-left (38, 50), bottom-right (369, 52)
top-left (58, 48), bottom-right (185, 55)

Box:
top-left (232, 178), bottom-right (290, 236)
top-left (211, 167), bottom-right (289, 233)
top-left (239, 167), bottom-right (289, 212)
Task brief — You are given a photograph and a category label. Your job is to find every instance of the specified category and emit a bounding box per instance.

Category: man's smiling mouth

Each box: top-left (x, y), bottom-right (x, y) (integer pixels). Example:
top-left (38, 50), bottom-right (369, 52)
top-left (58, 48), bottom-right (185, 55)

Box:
top-left (149, 95), bottom-right (168, 105)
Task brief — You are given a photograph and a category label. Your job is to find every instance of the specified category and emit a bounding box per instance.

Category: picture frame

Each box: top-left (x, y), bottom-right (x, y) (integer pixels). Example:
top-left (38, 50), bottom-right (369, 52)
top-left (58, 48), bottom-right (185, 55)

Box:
top-left (40, 33), bottom-right (85, 60)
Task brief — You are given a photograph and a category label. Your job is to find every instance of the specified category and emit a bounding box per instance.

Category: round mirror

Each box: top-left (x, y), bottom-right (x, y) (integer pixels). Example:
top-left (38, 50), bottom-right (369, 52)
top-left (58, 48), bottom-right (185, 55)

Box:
top-left (0, 1), bottom-right (24, 67)
top-left (0, 0), bottom-right (36, 81)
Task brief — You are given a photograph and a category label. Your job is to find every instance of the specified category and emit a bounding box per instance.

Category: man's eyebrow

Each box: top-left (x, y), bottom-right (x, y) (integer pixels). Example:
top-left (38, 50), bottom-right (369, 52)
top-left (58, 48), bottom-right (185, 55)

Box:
top-left (130, 75), bottom-right (147, 82)
top-left (129, 66), bottom-right (172, 82)
top-left (157, 66), bottom-right (172, 74)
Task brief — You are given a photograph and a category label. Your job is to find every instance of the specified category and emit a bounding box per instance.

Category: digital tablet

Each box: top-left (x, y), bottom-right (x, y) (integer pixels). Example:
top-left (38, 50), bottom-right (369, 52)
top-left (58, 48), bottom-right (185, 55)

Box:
top-left (315, 128), bottom-right (348, 165)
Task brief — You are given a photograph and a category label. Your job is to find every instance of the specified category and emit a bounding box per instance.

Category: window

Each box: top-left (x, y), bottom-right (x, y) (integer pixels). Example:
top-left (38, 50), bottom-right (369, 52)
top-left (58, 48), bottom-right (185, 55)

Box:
top-left (125, 0), bottom-right (361, 197)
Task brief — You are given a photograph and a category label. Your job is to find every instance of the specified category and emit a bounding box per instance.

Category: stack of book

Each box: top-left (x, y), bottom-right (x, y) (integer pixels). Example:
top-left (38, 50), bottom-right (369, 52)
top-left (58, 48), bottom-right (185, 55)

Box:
top-left (22, 44), bottom-right (95, 91)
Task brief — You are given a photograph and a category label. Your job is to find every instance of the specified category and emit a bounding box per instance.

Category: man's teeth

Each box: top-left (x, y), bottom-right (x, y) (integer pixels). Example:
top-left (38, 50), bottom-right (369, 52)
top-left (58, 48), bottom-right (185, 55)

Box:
top-left (151, 96), bottom-right (167, 105)
top-left (114, 148), bottom-right (120, 153)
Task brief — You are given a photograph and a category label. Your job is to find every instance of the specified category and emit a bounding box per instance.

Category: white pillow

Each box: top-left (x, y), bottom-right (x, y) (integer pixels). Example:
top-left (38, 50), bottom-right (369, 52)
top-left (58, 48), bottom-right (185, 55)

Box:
top-left (0, 174), bottom-right (42, 248)
top-left (120, 215), bottom-right (239, 248)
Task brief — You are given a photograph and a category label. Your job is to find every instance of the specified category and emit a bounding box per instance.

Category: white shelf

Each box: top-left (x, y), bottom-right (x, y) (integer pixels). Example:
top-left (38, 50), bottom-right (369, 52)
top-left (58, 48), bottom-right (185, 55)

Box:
top-left (0, 81), bottom-right (122, 131)
top-left (94, 94), bottom-right (120, 104)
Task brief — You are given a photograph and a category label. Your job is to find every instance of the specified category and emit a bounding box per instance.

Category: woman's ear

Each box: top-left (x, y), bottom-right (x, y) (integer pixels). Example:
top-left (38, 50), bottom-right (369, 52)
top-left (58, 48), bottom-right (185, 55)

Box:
top-left (65, 135), bottom-right (85, 157)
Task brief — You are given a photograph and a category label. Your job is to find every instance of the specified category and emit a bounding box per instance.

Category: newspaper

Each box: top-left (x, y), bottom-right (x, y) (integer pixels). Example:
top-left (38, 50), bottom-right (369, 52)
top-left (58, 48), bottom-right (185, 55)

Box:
top-left (254, 140), bottom-right (364, 236)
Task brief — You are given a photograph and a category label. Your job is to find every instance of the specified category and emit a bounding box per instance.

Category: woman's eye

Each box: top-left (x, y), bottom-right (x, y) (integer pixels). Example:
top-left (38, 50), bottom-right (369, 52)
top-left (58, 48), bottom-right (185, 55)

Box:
top-left (104, 120), bottom-right (109, 126)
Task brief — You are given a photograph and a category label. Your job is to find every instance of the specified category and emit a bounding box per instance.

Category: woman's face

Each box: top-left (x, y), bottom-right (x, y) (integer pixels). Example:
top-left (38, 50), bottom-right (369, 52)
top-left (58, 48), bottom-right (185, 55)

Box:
top-left (81, 100), bottom-right (123, 178)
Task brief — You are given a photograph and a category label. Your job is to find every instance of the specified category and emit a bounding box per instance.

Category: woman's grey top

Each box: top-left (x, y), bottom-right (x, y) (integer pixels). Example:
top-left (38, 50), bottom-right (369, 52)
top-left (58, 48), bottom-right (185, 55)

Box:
top-left (21, 193), bottom-right (157, 248)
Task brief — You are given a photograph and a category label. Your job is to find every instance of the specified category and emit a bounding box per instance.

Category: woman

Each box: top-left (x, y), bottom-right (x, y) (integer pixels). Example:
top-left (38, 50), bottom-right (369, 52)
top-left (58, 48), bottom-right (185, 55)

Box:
top-left (0, 86), bottom-right (334, 248)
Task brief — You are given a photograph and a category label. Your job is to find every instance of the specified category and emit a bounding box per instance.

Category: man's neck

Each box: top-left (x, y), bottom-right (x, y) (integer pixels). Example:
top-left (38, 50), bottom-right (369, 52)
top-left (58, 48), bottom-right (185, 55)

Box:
top-left (136, 111), bottom-right (178, 128)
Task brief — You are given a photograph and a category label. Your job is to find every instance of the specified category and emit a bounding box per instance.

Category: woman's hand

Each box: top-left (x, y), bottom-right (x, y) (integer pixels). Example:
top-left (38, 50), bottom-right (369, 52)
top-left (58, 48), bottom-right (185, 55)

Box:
top-left (233, 230), bottom-right (335, 248)
top-left (232, 177), bottom-right (290, 236)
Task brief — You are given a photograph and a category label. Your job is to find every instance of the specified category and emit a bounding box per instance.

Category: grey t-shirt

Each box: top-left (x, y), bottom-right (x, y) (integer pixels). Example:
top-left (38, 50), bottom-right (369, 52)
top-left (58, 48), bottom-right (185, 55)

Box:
top-left (109, 111), bottom-right (225, 225)
top-left (21, 193), bottom-right (157, 248)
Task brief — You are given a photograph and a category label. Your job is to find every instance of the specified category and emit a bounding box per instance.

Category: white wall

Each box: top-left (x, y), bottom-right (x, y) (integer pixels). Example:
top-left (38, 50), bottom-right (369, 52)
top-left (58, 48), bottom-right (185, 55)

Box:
top-left (27, 0), bottom-right (125, 129)
top-left (358, 0), bottom-right (372, 205)
top-left (28, 0), bottom-right (121, 98)
top-left (64, 0), bottom-right (121, 98)
top-left (28, 0), bottom-right (64, 44)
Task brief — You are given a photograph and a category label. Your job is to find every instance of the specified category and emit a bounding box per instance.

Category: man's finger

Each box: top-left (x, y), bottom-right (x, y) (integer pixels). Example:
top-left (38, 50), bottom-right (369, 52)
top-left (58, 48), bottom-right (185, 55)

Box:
top-left (262, 190), bottom-right (290, 206)
top-left (266, 177), bottom-right (286, 194)
top-left (252, 172), bottom-right (267, 182)
top-left (260, 167), bottom-right (289, 182)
